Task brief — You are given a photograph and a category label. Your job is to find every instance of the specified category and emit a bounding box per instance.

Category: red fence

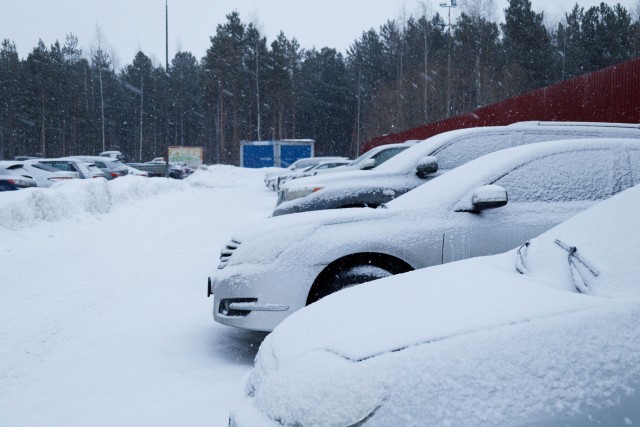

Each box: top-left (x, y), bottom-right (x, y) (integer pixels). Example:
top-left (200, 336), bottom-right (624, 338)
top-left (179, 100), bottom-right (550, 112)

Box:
top-left (362, 58), bottom-right (640, 152)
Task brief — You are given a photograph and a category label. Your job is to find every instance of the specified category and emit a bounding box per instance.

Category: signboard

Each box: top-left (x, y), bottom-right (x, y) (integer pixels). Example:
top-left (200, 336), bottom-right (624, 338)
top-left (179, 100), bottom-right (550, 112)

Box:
top-left (168, 146), bottom-right (204, 169)
top-left (240, 140), bottom-right (314, 168)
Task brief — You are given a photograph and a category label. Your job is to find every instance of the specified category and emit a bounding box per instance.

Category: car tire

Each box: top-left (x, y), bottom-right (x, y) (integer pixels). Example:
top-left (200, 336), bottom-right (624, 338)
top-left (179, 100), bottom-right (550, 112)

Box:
top-left (331, 265), bottom-right (393, 291)
top-left (307, 254), bottom-right (413, 305)
top-left (309, 265), bottom-right (393, 304)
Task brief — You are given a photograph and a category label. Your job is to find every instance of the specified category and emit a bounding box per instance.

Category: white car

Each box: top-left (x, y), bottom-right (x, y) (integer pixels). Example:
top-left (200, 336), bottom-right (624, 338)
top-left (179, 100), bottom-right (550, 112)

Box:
top-left (36, 158), bottom-right (105, 179)
top-left (125, 165), bottom-right (149, 177)
top-left (275, 121), bottom-right (640, 216)
top-left (208, 138), bottom-right (640, 332)
top-left (263, 157), bottom-right (350, 191)
top-left (230, 183), bottom-right (640, 427)
top-left (284, 159), bottom-right (352, 181)
top-left (276, 143), bottom-right (412, 190)
top-left (0, 160), bottom-right (76, 187)
top-left (0, 166), bottom-right (37, 190)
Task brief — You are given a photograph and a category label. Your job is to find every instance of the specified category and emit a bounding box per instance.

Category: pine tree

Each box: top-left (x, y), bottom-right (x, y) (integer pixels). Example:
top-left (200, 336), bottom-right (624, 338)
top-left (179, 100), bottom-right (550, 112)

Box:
top-left (501, 0), bottom-right (554, 92)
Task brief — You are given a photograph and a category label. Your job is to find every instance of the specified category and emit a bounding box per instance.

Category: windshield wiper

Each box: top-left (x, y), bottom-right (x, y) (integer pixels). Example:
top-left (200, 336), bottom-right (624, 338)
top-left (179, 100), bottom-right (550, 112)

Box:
top-left (554, 239), bottom-right (600, 294)
top-left (515, 241), bottom-right (530, 274)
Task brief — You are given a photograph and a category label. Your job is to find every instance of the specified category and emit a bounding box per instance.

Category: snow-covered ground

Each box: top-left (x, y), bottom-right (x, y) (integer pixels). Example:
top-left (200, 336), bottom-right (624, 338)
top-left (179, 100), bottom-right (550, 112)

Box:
top-left (0, 166), bottom-right (274, 426)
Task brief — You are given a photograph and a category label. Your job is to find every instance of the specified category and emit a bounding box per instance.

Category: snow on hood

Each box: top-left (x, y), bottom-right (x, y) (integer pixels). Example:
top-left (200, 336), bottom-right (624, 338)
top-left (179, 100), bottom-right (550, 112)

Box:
top-left (281, 167), bottom-right (376, 190)
top-left (0, 165), bottom-right (258, 230)
top-left (227, 204), bottom-right (387, 247)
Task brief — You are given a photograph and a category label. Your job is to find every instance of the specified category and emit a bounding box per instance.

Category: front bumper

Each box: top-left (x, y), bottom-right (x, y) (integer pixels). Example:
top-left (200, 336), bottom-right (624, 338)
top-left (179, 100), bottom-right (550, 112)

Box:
top-left (209, 264), bottom-right (318, 332)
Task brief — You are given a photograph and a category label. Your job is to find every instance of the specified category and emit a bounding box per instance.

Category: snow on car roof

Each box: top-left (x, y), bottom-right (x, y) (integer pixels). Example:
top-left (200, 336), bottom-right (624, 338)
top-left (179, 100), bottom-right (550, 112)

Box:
top-left (386, 137), bottom-right (640, 210)
top-left (374, 122), bottom-right (640, 174)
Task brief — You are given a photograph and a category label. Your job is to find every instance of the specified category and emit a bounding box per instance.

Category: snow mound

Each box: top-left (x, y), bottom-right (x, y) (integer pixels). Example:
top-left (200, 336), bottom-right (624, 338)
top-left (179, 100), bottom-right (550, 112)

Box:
top-left (0, 165), bottom-right (264, 230)
top-left (186, 164), bottom-right (265, 188)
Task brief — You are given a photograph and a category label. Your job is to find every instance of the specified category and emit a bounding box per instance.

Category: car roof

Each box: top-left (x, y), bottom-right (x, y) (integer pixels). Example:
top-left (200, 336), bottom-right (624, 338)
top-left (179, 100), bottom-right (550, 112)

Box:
top-left (374, 122), bottom-right (640, 174)
top-left (387, 137), bottom-right (640, 210)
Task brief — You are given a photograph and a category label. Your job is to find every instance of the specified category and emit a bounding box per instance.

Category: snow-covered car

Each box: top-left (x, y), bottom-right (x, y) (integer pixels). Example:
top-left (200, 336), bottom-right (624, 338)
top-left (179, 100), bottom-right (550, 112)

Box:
top-left (125, 165), bottom-right (149, 177)
top-left (37, 158), bottom-right (105, 179)
top-left (0, 166), bottom-right (37, 191)
top-left (276, 143), bottom-right (413, 191)
top-left (263, 156), bottom-right (350, 191)
top-left (69, 156), bottom-right (128, 179)
top-left (99, 150), bottom-right (126, 162)
top-left (274, 121), bottom-right (640, 216)
top-left (230, 183), bottom-right (640, 427)
top-left (208, 138), bottom-right (640, 332)
top-left (284, 159), bottom-right (352, 181)
top-left (0, 160), bottom-right (76, 187)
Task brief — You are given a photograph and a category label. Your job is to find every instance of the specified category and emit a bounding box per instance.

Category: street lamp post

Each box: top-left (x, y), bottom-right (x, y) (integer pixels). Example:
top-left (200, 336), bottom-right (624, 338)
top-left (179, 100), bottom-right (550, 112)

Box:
top-left (440, 0), bottom-right (456, 117)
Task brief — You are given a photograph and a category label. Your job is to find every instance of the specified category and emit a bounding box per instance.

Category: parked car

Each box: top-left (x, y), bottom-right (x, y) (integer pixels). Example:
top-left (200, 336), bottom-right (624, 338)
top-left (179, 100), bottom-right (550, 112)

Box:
top-left (264, 157), bottom-right (350, 191)
top-left (276, 143), bottom-right (412, 190)
top-left (68, 156), bottom-right (128, 179)
top-left (208, 138), bottom-right (640, 332)
top-left (99, 150), bottom-right (126, 162)
top-left (286, 159), bottom-right (352, 181)
top-left (37, 158), bottom-right (105, 179)
top-left (0, 166), bottom-right (37, 191)
top-left (274, 121), bottom-right (640, 216)
top-left (0, 160), bottom-right (76, 187)
top-left (230, 183), bottom-right (640, 427)
top-left (125, 165), bottom-right (149, 177)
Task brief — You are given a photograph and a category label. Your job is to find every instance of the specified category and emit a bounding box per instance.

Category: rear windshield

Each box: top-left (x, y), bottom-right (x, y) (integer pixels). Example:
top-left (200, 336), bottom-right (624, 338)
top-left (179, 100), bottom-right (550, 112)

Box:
top-left (31, 163), bottom-right (60, 172)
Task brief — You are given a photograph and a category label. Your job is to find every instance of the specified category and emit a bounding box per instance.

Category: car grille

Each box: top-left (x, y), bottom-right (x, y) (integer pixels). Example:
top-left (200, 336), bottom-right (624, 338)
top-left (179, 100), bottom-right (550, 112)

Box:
top-left (218, 239), bottom-right (241, 269)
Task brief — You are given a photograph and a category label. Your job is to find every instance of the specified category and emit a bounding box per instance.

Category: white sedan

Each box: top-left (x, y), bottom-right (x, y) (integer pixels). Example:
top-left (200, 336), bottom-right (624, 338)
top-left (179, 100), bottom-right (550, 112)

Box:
top-left (229, 182), bottom-right (640, 427)
top-left (208, 138), bottom-right (640, 332)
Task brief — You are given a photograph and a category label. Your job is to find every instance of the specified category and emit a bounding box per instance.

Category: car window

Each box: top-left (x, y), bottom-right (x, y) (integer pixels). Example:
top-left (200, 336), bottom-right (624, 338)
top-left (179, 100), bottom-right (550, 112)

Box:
top-left (433, 133), bottom-right (513, 170)
top-left (371, 147), bottom-right (407, 165)
top-left (44, 161), bottom-right (76, 172)
top-left (492, 149), bottom-right (616, 202)
top-left (94, 161), bottom-right (107, 168)
top-left (31, 163), bottom-right (59, 172)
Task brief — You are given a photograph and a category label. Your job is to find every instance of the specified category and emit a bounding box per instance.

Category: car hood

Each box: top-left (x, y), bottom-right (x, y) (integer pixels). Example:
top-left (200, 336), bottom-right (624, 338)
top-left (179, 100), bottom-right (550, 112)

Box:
top-left (229, 205), bottom-right (392, 246)
top-left (266, 253), bottom-right (598, 362)
top-left (282, 168), bottom-right (386, 189)
top-left (244, 259), bottom-right (640, 426)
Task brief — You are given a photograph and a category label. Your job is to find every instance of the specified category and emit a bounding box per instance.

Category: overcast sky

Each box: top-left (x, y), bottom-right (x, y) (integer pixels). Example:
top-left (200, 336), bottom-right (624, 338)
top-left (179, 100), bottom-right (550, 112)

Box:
top-left (2, 0), bottom-right (638, 68)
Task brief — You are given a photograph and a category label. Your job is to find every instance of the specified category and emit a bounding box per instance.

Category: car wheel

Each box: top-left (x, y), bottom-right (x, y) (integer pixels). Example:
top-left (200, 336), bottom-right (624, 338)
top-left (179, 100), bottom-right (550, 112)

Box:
top-left (330, 265), bottom-right (393, 293)
top-left (307, 254), bottom-right (413, 305)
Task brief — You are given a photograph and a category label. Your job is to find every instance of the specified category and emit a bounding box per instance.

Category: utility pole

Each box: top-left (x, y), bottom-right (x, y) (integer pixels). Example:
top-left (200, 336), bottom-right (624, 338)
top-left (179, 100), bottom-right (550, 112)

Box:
top-left (440, 0), bottom-right (456, 117)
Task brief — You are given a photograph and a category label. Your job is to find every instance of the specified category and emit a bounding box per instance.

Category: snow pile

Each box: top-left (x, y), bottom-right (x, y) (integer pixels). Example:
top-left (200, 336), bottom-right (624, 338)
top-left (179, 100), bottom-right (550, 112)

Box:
top-left (0, 165), bottom-right (264, 230)
top-left (186, 164), bottom-right (266, 188)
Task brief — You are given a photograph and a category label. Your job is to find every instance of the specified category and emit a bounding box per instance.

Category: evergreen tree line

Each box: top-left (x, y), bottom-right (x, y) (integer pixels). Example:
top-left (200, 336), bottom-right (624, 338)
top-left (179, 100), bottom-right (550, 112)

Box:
top-left (0, 0), bottom-right (638, 164)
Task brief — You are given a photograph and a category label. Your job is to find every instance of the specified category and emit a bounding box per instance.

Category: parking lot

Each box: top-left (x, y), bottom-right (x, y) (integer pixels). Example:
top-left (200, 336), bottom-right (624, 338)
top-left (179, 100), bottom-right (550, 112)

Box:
top-left (0, 167), bottom-right (272, 426)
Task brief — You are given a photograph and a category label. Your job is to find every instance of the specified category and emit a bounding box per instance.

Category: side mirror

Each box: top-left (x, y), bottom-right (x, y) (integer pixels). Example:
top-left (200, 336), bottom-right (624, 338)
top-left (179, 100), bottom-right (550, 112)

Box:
top-left (362, 158), bottom-right (376, 170)
top-left (415, 156), bottom-right (438, 178)
top-left (471, 185), bottom-right (508, 212)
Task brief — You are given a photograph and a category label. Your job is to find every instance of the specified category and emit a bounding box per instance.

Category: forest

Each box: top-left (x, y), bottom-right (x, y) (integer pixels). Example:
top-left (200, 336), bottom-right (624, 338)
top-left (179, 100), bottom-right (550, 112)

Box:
top-left (0, 0), bottom-right (639, 164)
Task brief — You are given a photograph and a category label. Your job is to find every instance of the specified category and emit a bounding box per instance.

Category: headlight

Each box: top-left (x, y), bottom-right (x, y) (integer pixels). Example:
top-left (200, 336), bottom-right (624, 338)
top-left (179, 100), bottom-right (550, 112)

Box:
top-left (283, 185), bottom-right (324, 202)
